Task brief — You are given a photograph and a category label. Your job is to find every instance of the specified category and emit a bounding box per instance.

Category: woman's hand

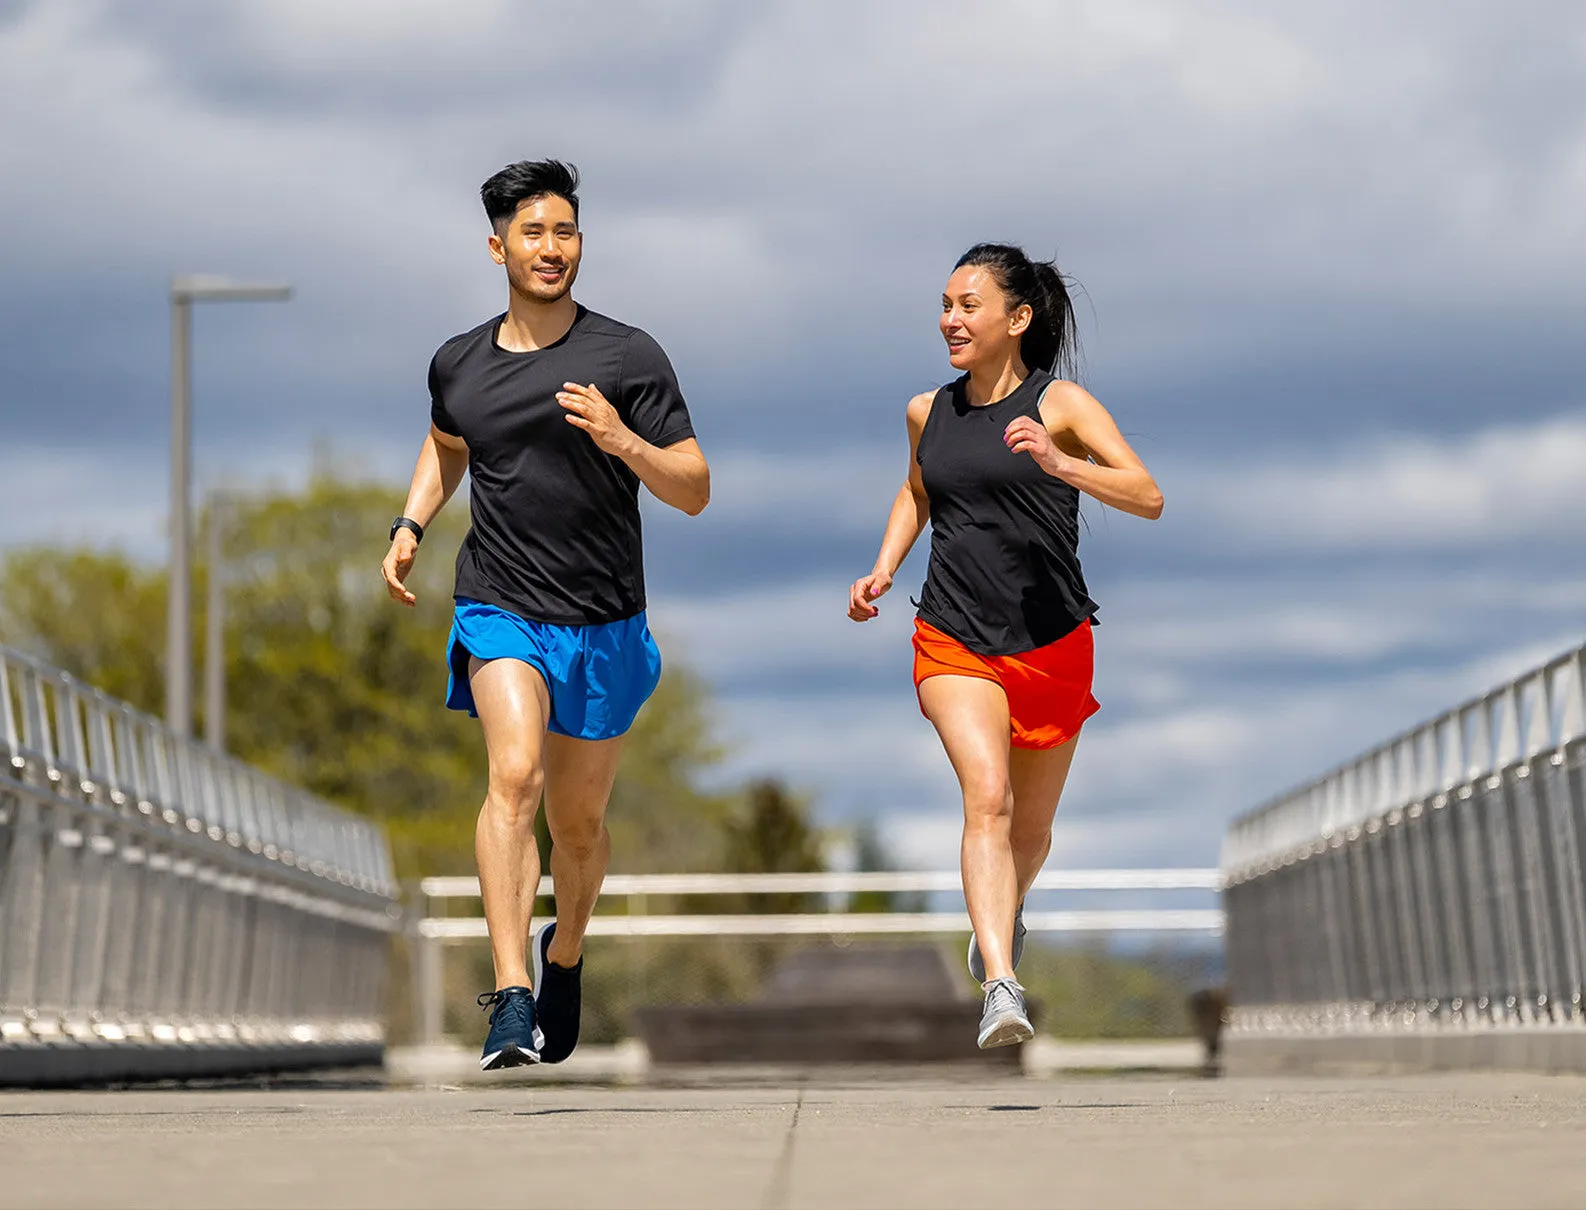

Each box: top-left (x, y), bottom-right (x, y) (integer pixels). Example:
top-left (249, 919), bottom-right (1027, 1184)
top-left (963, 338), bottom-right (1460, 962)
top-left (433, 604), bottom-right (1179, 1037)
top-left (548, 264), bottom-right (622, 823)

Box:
top-left (1004, 415), bottom-right (1073, 479)
top-left (848, 570), bottom-right (894, 622)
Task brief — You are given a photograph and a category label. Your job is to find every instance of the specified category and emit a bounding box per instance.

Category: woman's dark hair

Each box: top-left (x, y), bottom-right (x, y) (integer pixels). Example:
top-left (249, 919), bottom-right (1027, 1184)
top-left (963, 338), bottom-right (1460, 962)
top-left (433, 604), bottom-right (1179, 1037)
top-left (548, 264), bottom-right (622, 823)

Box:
top-left (480, 159), bottom-right (581, 231)
top-left (954, 243), bottom-right (1080, 379)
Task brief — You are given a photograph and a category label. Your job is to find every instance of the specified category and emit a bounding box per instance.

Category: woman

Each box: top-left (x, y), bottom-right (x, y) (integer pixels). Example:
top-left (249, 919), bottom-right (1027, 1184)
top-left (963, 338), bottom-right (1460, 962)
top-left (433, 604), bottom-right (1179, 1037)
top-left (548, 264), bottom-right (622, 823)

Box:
top-left (847, 244), bottom-right (1163, 1048)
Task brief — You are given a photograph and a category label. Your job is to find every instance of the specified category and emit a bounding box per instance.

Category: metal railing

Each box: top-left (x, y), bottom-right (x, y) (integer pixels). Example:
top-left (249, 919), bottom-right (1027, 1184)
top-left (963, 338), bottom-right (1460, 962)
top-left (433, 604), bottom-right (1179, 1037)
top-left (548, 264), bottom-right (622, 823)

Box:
top-left (1221, 641), bottom-right (1586, 1032)
top-left (411, 869), bottom-right (1224, 1044)
top-left (0, 646), bottom-right (400, 1082)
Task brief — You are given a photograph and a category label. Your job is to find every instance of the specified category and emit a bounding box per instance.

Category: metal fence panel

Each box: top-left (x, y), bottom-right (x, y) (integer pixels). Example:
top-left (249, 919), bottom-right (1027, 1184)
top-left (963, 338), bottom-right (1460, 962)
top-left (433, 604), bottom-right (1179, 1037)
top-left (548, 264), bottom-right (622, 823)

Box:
top-left (1223, 643), bottom-right (1586, 1036)
top-left (0, 646), bottom-right (399, 1083)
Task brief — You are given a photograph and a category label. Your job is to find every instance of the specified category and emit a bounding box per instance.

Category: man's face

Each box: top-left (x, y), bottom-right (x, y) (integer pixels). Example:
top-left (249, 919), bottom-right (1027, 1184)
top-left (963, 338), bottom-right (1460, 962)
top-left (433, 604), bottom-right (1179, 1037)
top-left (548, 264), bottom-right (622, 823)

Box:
top-left (489, 194), bottom-right (581, 303)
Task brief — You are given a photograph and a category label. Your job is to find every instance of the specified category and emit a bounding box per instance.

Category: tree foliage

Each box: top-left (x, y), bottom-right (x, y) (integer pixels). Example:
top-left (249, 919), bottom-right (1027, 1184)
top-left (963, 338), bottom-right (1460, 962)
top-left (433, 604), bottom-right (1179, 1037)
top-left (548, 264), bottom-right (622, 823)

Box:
top-left (0, 474), bottom-right (750, 880)
top-left (718, 778), bottom-right (825, 913)
top-left (849, 820), bottom-right (929, 914)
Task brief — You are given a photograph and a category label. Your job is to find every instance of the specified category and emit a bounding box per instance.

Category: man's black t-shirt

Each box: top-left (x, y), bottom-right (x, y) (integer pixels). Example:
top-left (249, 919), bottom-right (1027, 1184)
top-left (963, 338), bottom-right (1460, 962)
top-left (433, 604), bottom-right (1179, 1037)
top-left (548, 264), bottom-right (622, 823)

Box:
top-left (429, 306), bottom-right (695, 627)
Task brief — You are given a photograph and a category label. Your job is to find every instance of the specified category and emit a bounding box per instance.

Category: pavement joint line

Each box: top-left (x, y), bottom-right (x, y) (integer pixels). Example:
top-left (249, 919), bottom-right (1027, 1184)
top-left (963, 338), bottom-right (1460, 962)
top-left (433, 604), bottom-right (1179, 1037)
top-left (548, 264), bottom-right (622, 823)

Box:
top-left (761, 1081), bottom-right (807, 1210)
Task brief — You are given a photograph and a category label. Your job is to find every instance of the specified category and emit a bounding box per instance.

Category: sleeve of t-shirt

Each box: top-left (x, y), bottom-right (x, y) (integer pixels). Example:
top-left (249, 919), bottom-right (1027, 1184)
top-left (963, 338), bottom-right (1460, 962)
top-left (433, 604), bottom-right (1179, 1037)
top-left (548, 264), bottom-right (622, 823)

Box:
top-left (619, 330), bottom-right (695, 448)
top-left (428, 352), bottom-right (462, 438)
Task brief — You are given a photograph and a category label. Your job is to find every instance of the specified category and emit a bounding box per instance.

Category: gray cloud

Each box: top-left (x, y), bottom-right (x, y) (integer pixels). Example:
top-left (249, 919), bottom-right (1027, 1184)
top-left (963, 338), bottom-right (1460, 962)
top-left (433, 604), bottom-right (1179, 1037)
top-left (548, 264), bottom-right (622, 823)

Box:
top-left (6, 0), bottom-right (1585, 433)
top-left (6, 1), bottom-right (1586, 865)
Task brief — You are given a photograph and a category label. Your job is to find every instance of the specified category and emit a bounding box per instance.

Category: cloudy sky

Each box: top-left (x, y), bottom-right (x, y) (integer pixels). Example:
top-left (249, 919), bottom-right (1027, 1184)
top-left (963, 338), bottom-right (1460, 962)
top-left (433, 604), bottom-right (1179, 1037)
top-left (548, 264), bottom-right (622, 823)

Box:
top-left (3, 0), bottom-right (1584, 874)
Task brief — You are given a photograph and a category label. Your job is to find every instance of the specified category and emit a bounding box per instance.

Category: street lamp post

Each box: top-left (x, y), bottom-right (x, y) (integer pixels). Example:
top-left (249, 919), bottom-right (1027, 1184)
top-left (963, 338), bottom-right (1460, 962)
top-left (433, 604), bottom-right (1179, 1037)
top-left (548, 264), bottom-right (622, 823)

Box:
top-left (204, 490), bottom-right (236, 753)
top-left (167, 276), bottom-right (290, 738)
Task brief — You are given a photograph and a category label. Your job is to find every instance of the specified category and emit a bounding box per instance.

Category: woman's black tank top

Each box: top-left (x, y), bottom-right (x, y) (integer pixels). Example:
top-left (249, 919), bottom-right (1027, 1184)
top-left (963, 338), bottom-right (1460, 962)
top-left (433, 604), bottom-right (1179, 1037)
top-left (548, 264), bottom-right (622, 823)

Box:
top-left (915, 368), bottom-right (1097, 656)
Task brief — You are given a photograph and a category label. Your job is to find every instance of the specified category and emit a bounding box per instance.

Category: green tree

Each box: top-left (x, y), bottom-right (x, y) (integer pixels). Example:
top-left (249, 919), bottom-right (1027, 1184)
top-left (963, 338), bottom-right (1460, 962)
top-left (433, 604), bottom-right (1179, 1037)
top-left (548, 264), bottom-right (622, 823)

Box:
top-left (849, 820), bottom-right (928, 914)
top-left (0, 548), bottom-right (166, 711)
top-left (720, 778), bottom-right (825, 913)
top-left (0, 473), bottom-right (733, 880)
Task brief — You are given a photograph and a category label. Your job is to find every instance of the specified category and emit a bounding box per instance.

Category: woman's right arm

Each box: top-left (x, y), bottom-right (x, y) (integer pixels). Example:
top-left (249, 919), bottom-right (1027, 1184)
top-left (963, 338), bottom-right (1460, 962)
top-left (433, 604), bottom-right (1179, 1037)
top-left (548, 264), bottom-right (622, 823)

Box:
top-left (848, 393), bottom-right (934, 622)
top-left (381, 425), bottom-right (470, 607)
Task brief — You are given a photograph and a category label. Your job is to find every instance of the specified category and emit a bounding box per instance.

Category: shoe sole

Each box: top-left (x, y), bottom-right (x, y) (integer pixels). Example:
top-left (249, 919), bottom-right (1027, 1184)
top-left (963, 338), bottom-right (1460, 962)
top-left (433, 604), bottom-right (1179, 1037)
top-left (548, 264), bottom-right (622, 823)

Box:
top-left (532, 920), bottom-right (552, 1008)
top-left (977, 1014), bottom-right (1034, 1050)
top-left (480, 1043), bottom-right (541, 1071)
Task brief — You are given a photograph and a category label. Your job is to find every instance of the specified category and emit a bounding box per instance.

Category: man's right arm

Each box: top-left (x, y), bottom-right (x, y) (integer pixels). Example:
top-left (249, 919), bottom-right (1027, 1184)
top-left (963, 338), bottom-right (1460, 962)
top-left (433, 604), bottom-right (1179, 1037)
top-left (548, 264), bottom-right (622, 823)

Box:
top-left (381, 425), bottom-right (469, 607)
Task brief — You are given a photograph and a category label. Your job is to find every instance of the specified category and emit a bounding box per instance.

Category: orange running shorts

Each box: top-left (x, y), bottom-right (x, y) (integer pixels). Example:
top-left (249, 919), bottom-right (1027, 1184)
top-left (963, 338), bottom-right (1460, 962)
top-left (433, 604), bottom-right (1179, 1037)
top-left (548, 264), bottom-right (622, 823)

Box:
top-left (912, 617), bottom-right (1100, 750)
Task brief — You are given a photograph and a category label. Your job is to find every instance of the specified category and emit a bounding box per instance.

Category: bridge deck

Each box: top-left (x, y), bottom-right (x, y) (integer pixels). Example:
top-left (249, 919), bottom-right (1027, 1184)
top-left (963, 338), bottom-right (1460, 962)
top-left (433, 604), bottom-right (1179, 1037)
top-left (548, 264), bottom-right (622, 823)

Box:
top-left (2, 1070), bottom-right (1579, 1208)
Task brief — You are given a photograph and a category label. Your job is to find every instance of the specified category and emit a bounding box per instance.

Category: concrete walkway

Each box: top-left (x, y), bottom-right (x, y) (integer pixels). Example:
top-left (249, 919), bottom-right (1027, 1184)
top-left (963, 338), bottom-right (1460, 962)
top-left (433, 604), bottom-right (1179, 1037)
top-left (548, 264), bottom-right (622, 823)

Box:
top-left (4, 1070), bottom-right (1584, 1208)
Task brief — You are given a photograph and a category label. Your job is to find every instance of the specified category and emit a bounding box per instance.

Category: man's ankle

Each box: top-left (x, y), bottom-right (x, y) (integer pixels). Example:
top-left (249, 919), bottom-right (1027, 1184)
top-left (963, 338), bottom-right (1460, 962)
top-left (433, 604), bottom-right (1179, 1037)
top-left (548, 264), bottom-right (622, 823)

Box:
top-left (545, 938), bottom-right (583, 969)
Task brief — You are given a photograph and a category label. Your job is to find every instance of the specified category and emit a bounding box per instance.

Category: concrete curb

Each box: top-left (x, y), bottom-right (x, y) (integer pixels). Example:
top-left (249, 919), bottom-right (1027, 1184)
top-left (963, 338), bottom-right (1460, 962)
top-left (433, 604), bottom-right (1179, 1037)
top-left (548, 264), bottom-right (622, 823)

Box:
top-left (0, 1041), bottom-right (384, 1087)
top-left (1226, 1027), bottom-right (1586, 1076)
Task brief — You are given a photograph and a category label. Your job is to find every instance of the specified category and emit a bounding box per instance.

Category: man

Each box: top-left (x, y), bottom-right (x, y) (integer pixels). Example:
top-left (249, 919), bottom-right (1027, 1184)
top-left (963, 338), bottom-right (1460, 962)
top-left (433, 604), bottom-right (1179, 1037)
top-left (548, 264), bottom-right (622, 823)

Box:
top-left (381, 159), bottom-right (709, 1069)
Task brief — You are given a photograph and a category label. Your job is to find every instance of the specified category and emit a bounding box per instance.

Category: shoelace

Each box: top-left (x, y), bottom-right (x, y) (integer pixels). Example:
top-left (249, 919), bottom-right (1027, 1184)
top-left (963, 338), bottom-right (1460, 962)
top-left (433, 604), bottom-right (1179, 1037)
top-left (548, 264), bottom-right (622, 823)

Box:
top-left (477, 988), bottom-right (532, 1028)
top-left (984, 978), bottom-right (1025, 1016)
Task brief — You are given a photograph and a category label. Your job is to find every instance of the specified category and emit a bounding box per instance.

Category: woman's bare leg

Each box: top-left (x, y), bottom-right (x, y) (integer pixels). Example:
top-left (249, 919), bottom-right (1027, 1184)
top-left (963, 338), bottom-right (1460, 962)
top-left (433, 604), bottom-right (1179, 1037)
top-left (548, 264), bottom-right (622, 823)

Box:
top-left (919, 674), bottom-right (1019, 983)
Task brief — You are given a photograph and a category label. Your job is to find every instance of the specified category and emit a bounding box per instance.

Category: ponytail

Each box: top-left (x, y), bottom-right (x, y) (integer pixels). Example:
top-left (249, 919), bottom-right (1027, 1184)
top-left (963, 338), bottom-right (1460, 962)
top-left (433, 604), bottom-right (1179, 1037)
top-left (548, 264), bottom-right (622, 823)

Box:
top-left (954, 243), bottom-right (1080, 380)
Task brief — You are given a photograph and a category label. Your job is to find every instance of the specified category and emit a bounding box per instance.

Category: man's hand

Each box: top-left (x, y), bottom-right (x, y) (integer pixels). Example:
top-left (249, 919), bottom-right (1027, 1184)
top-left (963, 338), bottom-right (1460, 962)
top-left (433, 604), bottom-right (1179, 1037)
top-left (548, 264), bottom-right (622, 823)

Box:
top-left (557, 382), bottom-right (636, 457)
top-left (1004, 415), bottom-right (1074, 480)
top-left (848, 570), bottom-right (893, 622)
top-left (381, 531), bottom-right (419, 608)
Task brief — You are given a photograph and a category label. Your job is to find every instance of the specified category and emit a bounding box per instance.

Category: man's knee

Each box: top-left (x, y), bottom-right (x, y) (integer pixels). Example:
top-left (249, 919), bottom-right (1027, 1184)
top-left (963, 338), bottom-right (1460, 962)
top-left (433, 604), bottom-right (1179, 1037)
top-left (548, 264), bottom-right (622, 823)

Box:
top-left (549, 815), bottom-right (608, 860)
top-left (485, 758), bottom-right (544, 830)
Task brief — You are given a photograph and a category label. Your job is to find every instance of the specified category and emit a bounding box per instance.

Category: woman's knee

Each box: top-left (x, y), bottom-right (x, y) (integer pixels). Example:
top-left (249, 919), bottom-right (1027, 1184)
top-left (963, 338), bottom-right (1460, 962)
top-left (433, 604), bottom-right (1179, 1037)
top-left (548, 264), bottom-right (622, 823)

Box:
top-left (962, 777), bottom-right (1014, 829)
top-left (1010, 821), bottom-right (1053, 859)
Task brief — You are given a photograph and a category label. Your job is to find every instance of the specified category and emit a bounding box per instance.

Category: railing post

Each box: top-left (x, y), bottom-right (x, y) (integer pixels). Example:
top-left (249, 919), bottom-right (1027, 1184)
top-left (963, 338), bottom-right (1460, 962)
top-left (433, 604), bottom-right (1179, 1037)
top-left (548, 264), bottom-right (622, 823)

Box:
top-left (418, 932), bottom-right (444, 1047)
top-left (407, 883), bottom-right (444, 1047)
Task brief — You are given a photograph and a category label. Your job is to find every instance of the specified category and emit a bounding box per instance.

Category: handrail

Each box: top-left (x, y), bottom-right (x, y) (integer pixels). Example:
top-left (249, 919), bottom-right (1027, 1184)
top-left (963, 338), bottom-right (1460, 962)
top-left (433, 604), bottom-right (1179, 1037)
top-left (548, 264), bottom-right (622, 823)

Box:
top-left (418, 909), bottom-right (1225, 940)
top-left (419, 868), bottom-right (1223, 899)
top-left (1219, 638), bottom-right (1586, 1032)
top-left (1222, 643), bottom-right (1586, 879)
top-left (408, 866), bottom-right (1224, 1044)
top-left (0, 644), bottom-right (396, 896)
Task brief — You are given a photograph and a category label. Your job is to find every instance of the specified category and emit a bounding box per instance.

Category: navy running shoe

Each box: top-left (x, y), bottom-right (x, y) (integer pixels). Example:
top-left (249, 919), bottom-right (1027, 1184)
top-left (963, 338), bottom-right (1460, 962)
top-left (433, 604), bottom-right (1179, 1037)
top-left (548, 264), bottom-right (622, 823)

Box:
top-left (532, 921), bottom-right (583, 1064)
top-left (477, 986), bottom-right (543, 1071)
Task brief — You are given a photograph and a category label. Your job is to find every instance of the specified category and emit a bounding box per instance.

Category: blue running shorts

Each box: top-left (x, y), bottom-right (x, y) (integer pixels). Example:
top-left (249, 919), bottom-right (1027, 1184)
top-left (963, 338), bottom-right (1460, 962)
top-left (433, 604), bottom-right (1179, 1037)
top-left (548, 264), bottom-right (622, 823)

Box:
top-left (445, 599), bottom-right (662, 741)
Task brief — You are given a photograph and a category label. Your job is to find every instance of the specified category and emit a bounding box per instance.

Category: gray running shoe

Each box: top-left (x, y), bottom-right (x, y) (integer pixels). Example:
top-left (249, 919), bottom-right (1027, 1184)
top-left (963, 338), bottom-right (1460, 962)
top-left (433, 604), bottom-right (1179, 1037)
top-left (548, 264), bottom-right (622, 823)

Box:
top-left (977, 977), bottom-right (1034, 1050)
top-left (967, 901), bottom-right (1026, 984)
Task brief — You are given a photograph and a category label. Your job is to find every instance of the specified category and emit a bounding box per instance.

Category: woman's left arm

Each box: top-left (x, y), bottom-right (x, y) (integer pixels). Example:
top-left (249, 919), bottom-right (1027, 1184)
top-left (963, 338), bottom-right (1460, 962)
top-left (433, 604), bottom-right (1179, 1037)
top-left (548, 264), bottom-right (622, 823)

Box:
top-left (1004, 381), bottom-right (1164, 520)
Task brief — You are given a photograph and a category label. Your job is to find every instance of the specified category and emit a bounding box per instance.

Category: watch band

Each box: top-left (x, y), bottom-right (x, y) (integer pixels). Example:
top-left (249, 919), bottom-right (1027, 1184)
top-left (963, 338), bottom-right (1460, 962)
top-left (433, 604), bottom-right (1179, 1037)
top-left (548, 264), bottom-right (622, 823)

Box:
top-left (390, 517), bottom-right (424, 544)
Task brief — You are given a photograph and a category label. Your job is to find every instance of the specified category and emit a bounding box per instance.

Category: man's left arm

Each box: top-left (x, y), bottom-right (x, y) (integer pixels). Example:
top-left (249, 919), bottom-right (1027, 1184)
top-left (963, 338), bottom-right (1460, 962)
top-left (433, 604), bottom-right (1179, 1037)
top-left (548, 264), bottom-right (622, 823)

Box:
top-left (557, 381), bottom-right (710, 516)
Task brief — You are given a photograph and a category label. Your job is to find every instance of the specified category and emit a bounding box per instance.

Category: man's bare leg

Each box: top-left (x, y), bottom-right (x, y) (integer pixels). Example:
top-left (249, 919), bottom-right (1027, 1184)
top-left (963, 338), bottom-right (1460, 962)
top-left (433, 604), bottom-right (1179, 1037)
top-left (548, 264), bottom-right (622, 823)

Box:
top-left (541, 733), bottom-right (623, 966)
top-left (469, 656), bottom-right (551, 990)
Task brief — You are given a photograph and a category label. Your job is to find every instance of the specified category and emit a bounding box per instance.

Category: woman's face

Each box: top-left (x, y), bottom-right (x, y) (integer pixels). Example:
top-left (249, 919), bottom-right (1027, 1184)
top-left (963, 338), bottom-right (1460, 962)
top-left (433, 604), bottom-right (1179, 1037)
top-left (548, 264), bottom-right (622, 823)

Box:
top-left (940, 265), bottom-right (1028, 372)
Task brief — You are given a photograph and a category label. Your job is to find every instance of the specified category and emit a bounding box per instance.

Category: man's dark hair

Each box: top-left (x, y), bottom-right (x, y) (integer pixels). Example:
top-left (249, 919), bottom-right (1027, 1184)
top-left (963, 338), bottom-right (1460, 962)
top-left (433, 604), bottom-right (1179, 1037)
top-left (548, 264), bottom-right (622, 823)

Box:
top-left (480, 159), bottom-right (581, 231)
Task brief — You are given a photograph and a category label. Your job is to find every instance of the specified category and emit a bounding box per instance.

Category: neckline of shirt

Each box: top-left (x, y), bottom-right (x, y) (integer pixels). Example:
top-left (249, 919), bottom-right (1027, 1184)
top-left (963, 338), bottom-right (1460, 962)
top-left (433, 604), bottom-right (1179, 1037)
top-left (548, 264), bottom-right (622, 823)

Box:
top-left (490, 304), bottom-right (587, 357)
top-left (955, 369), bottom-right (1044, 411)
